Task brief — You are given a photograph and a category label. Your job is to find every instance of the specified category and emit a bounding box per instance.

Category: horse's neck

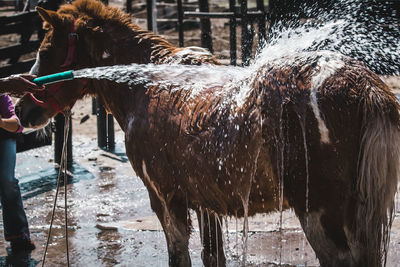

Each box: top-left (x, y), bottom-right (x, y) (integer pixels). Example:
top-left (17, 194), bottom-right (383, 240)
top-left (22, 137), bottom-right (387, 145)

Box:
top-left (87, 25), bottom-right (177, 66)
top-left (94, 80), bottom-right (140, 132)
top-left (86, 24), bottom-right (218, 130)
top-left (87, 23), bottom-right (218, 66)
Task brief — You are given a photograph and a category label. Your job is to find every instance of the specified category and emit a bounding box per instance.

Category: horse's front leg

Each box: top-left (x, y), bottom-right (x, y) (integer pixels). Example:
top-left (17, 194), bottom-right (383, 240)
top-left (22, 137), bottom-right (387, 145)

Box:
top-left (141, 161), bottom-right (191, 267)
top-left (196, 209), bottom-right (226, 267)
top-left (148, 189), bottom-right (191, 267)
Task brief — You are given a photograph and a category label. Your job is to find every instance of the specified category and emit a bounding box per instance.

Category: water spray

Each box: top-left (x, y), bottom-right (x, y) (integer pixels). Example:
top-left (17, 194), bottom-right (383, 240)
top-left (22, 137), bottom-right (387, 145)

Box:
top-left (33, 70), bottom-right (75, 85)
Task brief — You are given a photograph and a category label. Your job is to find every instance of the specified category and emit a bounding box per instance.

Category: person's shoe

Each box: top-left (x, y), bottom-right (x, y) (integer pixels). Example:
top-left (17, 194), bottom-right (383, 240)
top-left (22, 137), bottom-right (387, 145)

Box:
top-left (10, 239), bottom-right (36, 252)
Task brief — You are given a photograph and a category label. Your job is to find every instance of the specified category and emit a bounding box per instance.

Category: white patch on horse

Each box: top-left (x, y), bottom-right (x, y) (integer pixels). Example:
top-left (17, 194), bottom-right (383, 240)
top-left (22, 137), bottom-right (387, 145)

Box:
top-left (142, 160), bottom-right (168, 210)
top-left (310, 53), bottom-right (344, 144)
top-left (125, 116), bottom-right (135, 137)
top-left (29, 52), bottom-right (40, 75)
top-left (142, 160), bottom-right (179, 240)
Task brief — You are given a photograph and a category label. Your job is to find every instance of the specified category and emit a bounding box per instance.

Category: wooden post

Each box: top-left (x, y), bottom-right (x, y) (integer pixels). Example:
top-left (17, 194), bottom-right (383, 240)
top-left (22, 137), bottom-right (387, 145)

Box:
top-left (126, 0), bottom-right (132, 13)
top-left (146, 0), bottom-right (153, 31)
top-left (96, 97), bottom-right (115, 150)
top-left (54, 113), bottom-right (73, 169)
top-left (229, 0), bottom-right (237, 65)
top-left (256, 0), bottom-right (266, 46)
top-left (96, 97), bottom-right (107, 149)
top-left (199, 0), bottom-right (213, 53)
top-left (177, 0), bottom-right (184, 47)
top-left (107, 113), bottom-right (115, 150)
top-left (151, 0), bottom-right (158, 34)
top-left (92, 97), bottom-right (96, 115)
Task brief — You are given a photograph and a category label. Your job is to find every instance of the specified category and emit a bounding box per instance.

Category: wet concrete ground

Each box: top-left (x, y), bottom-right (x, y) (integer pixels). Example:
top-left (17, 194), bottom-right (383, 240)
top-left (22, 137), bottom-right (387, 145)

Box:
top-left (1, 132), bottom-right (400, 266)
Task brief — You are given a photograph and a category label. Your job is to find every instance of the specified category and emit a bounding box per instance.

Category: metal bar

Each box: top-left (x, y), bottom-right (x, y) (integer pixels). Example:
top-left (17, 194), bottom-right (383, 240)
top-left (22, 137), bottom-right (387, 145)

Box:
top-left (0, 10), bottom-right (37, 24)
top-left (151, 0), bottom-right (158, 34)
top-left (229, 0), bottom-right (237, 65)
top-left (240, 0), bottom-right (251, 66)
top-left (54, 113), bottom-right (73, 169)
top-left (0, 23), bottom-right (24, 35)
top-left (126, 0), bottom-right (132, 13)
top-left (256, 0), bottom-right (266, 45)
top-left (177, 0), bottom-right (184, 47)
top-left (96, 97), bottom-right (107, 149)
top-left (184, 11), bottom-right (264, 19)
top-left (92, 98), bottom-right (97, 115)
top-left (185, 11), bottom-right (234, 18)
top-left (96, 98), bottom-right (115, 150)
top-left (0, 40), bottom-right (40, 60)
top-left (155, 18), bottom-right (179, 22)
top-left (127, 2), bottom-right (198, 9)
top-left (198, 0), bottom-right (213, 53)
top-left (107, 114), bottom-right (115, 150)
top-left (0, 58), bottom-right (36, 77)
top-left (146, 0), bottom-right (153, 31)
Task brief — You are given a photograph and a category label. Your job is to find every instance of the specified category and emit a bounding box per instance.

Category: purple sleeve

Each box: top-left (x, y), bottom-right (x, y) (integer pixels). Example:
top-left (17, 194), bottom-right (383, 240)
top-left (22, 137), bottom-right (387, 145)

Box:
top-left (0, 94), bottom-right (23, 133)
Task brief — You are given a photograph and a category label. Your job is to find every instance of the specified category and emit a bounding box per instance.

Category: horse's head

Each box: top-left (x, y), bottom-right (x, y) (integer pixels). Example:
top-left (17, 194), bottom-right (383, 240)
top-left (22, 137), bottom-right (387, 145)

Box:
top-left (15, 5), bottom-right (88, 128)
top-left (16, 0), bottom-right (119, 128)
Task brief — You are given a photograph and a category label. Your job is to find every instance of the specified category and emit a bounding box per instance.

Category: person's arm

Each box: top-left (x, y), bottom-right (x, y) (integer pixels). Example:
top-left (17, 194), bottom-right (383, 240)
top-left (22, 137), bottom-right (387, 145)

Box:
top-left (0, 95), bottom-right (23, 133)
top-left (0, 115), bottom-right (20, 133)
top-left (0, 74), bottom-right (44, 96)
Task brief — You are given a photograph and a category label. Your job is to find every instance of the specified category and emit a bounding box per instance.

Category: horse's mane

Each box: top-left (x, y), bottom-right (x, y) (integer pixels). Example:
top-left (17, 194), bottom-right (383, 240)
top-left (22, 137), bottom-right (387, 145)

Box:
top-left (59, 0), bottom-right (132, 25)
top-left (51, 0), bottom-right (173, 57)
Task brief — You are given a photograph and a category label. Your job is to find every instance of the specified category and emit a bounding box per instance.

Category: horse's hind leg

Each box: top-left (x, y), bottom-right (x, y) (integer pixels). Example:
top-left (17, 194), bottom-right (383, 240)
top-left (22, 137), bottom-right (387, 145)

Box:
top-left (296, 207), bottom-right (356, 267)
top-left (196, 209), bottom-right (226, 267)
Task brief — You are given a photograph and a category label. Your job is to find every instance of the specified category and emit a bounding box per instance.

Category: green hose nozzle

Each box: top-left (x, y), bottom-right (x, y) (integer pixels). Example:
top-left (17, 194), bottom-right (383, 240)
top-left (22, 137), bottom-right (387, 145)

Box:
top-left (33, 70), bottom-right (74, 85)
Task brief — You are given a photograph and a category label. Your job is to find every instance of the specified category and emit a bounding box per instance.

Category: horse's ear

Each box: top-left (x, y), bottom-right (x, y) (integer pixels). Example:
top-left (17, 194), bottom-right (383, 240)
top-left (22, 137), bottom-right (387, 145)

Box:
top-left (36, 6), bottom-right (63, 29)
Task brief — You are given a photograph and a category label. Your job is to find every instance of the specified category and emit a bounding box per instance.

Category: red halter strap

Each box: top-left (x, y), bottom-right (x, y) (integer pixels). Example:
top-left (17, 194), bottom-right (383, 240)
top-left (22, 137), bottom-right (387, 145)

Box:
top-left (29, 82), bottom-right (65, 112)
top-left (60, 22), bottom-right (78, 68)
top-left (29, 20), bottom-right (86, 114)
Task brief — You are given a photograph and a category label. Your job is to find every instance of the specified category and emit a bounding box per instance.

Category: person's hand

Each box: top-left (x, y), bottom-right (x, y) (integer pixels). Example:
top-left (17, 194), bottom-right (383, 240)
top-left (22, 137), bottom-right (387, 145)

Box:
top-left (0, 115), bottom-right (4, 129)
top-left (1, 74), bottom-right (45, 96)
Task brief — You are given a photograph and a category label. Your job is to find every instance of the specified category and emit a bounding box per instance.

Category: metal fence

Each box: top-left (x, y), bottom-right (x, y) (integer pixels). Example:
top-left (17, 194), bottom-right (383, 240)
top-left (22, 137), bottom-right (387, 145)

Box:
top-left (144, 0), bottom-right (267, 66)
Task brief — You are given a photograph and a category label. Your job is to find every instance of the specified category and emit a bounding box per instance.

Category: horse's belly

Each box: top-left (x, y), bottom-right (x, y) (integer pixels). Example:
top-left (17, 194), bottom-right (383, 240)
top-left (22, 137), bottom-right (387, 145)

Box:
top-left (127, 131), bottom-right (282, 217)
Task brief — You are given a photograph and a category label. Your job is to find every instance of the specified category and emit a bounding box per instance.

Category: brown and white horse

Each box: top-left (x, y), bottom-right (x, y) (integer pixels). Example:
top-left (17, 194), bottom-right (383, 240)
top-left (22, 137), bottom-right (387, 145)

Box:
top-left (15, 1), bottom-right (400, 266)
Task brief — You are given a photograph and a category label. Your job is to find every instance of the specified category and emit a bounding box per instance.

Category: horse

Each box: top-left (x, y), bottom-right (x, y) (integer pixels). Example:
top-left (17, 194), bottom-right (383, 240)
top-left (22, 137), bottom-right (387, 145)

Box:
top-left (15, 0), bottom-right (400, 266)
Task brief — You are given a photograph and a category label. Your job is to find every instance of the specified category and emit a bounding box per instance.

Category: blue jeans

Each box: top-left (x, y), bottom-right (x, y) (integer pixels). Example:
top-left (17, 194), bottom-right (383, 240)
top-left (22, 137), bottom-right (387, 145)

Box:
top-left (0, 138), bottom-right (30, 242)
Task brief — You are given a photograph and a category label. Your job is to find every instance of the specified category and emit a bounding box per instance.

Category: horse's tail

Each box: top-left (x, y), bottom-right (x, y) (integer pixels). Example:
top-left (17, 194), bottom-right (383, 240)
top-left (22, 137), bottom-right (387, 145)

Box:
top-left (355, 82), bottom-right (400, 266)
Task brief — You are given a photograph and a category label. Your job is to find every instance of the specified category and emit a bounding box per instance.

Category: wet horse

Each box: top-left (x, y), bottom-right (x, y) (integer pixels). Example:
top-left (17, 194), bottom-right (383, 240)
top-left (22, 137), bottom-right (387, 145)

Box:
top-left (15, 0), bottom-right (400, 266)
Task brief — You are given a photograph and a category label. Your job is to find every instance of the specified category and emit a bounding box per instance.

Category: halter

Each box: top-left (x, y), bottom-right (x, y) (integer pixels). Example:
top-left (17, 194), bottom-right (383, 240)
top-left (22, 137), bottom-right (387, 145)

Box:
top-left (29, 20), bottom-right (85, 114)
